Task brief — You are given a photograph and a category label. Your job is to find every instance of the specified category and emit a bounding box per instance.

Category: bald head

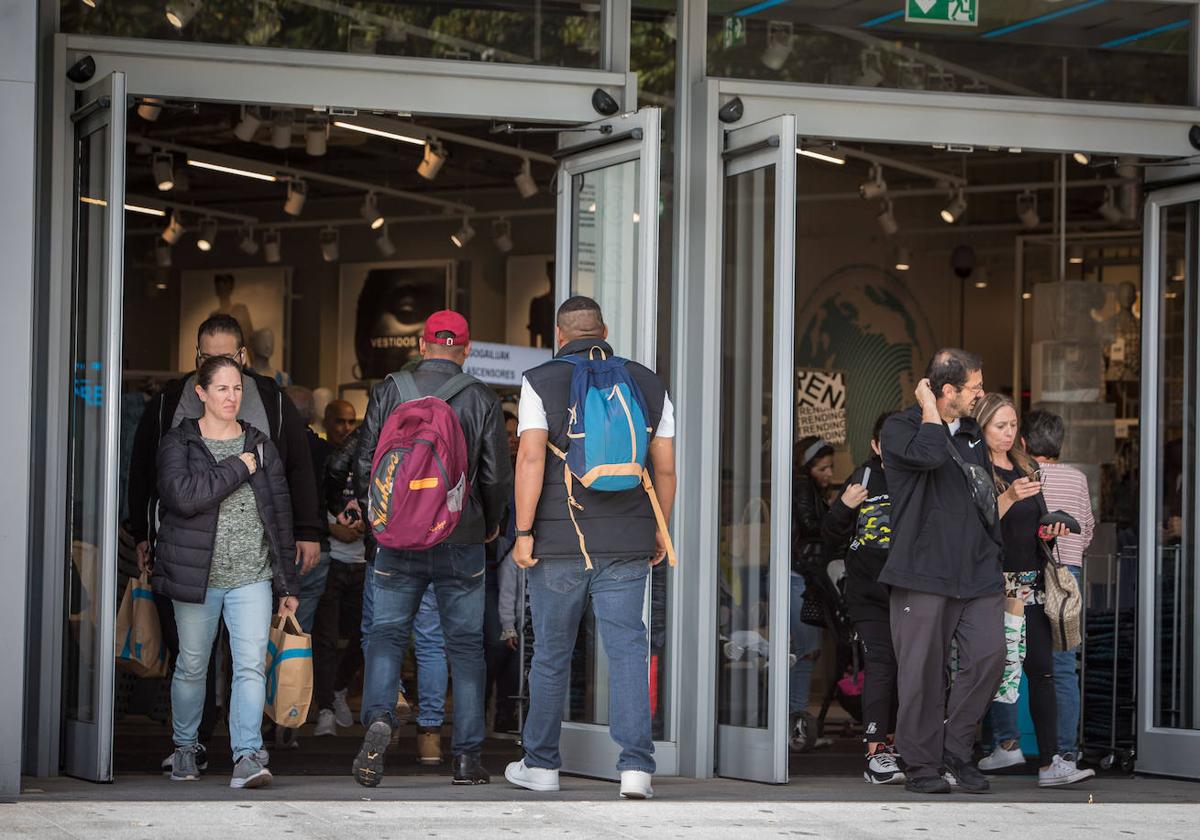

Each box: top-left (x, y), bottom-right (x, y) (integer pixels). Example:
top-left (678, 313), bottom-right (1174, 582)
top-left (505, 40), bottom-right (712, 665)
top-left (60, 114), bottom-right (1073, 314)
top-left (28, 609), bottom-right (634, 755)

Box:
top-left (324, 399), bottom-right (357, 446)
top-left (555, 295), bottom-right (607, 346)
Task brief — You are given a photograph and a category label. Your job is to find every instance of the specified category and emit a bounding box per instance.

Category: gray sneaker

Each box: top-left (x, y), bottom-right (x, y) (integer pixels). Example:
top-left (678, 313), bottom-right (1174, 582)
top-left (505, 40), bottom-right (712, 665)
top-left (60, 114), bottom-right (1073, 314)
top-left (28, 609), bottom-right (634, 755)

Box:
top-left (230, 755), bottom-right (273, 789)
top-left (169, 746), bottom-right (200, 782)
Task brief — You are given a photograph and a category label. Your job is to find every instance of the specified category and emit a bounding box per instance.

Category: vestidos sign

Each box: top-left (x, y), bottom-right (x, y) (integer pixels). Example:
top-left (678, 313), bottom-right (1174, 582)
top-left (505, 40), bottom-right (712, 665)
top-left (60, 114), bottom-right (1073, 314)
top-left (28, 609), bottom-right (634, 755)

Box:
top-left (906, 0), bottom-right (978, 27)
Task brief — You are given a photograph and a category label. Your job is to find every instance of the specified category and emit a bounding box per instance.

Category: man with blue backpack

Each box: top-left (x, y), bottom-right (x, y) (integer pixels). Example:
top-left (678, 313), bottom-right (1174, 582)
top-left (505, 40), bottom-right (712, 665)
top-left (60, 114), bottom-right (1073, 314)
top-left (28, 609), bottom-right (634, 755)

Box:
top-left (350, 310), bottom-right (512, 788)
top-left (505, 295), bottom-right (677, 800)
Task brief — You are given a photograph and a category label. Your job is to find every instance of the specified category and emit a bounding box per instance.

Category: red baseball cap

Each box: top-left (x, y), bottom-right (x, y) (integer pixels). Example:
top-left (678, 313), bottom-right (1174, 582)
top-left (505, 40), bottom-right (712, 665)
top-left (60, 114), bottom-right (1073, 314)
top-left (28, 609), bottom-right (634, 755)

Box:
top-left (423, 310), bottom-right (470, 346)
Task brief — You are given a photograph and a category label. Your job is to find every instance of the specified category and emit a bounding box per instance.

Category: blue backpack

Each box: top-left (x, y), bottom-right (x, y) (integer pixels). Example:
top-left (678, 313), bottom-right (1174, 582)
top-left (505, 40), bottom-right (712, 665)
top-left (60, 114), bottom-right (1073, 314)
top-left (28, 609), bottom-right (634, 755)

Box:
top-left (546, 347), bottom-right (677, 569)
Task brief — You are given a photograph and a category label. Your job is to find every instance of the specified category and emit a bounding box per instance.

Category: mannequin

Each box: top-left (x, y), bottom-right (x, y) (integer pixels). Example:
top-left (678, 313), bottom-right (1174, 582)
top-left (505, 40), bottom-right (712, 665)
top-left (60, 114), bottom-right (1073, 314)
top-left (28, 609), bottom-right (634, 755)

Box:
top-left (249, 327), bottom-right (292, 388)
top-left (1104, 281), bottom-right (1140, 382)
top-left (312, 387), bottom-right (334, 437)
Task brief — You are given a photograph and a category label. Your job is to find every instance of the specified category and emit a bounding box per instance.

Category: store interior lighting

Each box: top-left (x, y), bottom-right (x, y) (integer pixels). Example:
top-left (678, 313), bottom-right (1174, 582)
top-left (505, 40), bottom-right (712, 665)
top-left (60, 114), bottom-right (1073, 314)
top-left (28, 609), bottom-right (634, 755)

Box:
top-left (451, 217), bottom-right (476, 248)
top-left (514, 159), bottom-right (539, 198)
top-left (165, 0), bottom-right (202, 29)
top-left (306, 117), bottom-right (328, 157)
top-left (894, 247), bottom-right (911, 272)
top-left (284, 179), bottom-right (308, 216)
top-left (359, 192), bottom-right (385, 229)
top-left (82, 0), bottom-right (97, 7)
top-left (263, 229), bottom-right (282, 263)
top-left (1068, 244), bottom-right (1084, 265)
top-left (333, 121), bottom-right (426, 146)
top-left (859, 165), bottom-right (887, 200)
top-left (1172, 258), bottom-right (1186, 281)
top-left (376, 225), bottom-right (397, 257)
top-left (1017, 190), bottom-right (1039, 228)
top-left (1073, 152), bottom-right (1091, 166)
top-left (187, 158), bottom-right (278, 182)
top-left (417, 139), bottom-right (447, 181)
top-left (137, 97), bottom-right (163, 122)
top-left (233, 107), bottom-right (262, 143)
top-left (492, 218), bottom-right (513, 253)
top-left (237, 228), bottom-right (259, 255)
top-left (940, 189), bottom-right (967, 224)
top-left (1098, 186), bottom-right (1124, 223)
top-left (152, 152), bottom-right (175, 191)
top-left (155, 239), bottom-right (172, 268)
top-left (974, 266), bottom-right (990, 289)
top-left (271, 109), bottom-right (294, 150)
top-left (797, 145), bottom-right (846, 165)
top-left (320, 226), bottom-right (339, 262)
top-left (877, 200), bottom-right (899, 236)
top-left (196, 217), bottom-right (217, 252)
top-left (161, 212), bottom-right (185, 244)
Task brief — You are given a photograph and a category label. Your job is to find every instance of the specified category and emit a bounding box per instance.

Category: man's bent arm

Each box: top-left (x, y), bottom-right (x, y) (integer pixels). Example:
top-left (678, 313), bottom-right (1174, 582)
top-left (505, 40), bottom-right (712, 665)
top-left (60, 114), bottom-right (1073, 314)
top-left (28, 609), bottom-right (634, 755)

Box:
top-left (515, 429), bottom-right (548, 531)
top-left (648, 436), bottom-right (676, 522)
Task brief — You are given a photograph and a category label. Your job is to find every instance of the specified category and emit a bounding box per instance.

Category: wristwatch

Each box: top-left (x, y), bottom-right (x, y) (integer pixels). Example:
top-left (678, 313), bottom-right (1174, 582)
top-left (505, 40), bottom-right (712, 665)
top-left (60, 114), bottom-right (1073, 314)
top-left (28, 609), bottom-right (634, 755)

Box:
top-left (515, 528), bottom-right (534, 538)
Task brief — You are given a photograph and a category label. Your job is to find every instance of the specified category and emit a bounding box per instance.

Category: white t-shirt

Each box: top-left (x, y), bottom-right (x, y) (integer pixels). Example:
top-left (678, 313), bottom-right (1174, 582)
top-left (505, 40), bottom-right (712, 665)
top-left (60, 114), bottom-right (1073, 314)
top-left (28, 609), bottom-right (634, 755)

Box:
top-left (947, 418), bottom-right (961, 436)
top-left (517, 376), bottom-right (675, 439)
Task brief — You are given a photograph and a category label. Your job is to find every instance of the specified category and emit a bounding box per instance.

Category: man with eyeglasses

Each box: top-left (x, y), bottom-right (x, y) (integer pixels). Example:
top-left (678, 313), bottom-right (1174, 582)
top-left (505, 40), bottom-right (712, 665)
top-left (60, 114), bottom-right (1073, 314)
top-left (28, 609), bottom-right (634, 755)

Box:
top-left (127, 313), bottom-right (322, 769)
top-left (879, 348), bottom-right (1006, 796)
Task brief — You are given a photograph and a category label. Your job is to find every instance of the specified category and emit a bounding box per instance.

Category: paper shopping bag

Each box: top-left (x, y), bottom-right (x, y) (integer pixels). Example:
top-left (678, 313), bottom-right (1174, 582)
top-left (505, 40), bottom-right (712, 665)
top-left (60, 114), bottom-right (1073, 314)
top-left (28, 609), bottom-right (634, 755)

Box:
top-left (264, 612), bottom-right (313, 728)
top-left (114, 573), bottom-right (169, 678)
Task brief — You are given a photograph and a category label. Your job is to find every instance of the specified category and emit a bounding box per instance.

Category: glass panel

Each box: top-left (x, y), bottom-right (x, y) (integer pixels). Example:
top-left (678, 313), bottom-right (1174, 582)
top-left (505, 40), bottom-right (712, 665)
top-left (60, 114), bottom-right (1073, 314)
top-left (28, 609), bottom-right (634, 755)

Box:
top-left (62, 0), bottom-right (604, 68)
top-left (717, 165), bottom-right (776, 728)
top-left (1154, 201), bottom-right (1198, 731)
top-left (570, 159), bottom-right (641, 360)
top-left (64, 120), bottom-right (112, 725)
top-left (707, 1), bottom-right (1191, 106)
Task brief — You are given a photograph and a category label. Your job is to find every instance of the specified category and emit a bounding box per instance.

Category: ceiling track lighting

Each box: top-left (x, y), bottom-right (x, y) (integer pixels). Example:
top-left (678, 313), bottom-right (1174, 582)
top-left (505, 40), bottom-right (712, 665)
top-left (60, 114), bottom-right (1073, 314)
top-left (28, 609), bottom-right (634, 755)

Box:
top-left (376, 224), bottom-right (397, 257)
top-left (263, 229), bottom-right (282, 264)
top-left (284, 178), bottom-right (308, 217)
top-left (797, 144), bottom-right (846, 166)
top-left (974, 266), bottom-right (990, 289)
top-left (196, 217), bottom-right (217, 252)
top-left (1098, 186), bottom-right (1124, 223)
top-left (137, 97), bottom-right (163, 122)
top-left (876, 200), bottom-right (898, 236)
top-left (1068, 244), bottom-right (1085, 265)
top-left (1016, 190), bottom-right (1039, 229)
top-left (451, 217), bottom-right (476, 249)
top-left (940, 188), bottom-right (967, 224)
top-left (161, 212), bottom-right (185, 244)
top-left (417, 139), bottom-right (447, 181)
top-left (152, 152), bottom-right (175, 191)
top-left (1073, 152), bottom-right (1091, 166)
top-left (233, 106), bottom-right (263, 143)
top-left (237, 227), bottom-right (259, 256)
top-left (187, 158), bottom-right (278, 182)
top-left (320, 226), bottom-right (340, 262)
top-left (155, 239), bottom-right (172, 268)
top-left (305, 116), bottom-right (328, 156)
top-left (894, 247), bottom-right (911, 272)
top-left (270, 109), bottom-right (294, 150)
top-left (165, 0), bottom-right (202, 29)
top-left (492, 218), bottom-right (513, 253)
top-left (332, 121), bottom-right (425, 146)
top-left (360, 192), bottom-right (385, 230)
top-left (82, 0), bottom-right (97, 7)
top-left (514, 159), bottom-right (539, 199)
top-left (859, 164), bottom-right (887, 200)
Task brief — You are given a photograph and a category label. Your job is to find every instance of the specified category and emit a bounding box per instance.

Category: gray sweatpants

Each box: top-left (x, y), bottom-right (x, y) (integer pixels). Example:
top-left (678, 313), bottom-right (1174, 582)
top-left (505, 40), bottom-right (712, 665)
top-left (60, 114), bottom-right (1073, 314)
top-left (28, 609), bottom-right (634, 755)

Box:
top-left (889, 587), bottom-right (1006, 779)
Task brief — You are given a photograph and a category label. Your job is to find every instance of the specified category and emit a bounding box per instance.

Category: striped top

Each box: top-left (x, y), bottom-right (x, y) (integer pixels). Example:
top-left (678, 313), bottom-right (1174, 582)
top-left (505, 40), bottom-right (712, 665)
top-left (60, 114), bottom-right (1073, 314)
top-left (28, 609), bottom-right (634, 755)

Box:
top-left (1039, 462), bottom-right (1095, 567)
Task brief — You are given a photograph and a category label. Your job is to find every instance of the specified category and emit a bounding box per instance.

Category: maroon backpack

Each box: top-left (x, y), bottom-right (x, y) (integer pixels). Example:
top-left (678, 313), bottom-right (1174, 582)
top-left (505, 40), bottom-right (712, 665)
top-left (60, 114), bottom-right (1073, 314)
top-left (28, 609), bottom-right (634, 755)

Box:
top-left (367, 370), bottom-right (475, 550)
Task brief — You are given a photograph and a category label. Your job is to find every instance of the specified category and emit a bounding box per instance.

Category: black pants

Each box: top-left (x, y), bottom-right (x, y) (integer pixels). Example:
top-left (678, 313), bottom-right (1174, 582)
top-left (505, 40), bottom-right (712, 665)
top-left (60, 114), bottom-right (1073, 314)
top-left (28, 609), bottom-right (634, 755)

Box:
top-left (856, 619), bottom-right (899, 745)
top-left (1022, 604), bottom-right (1059, 764)
top-left (155, 592), bottom-right (219, 743)
top-left (313, 561), bottom-right (365, 711)
top-left (483, 567), bottom-right (520, 721)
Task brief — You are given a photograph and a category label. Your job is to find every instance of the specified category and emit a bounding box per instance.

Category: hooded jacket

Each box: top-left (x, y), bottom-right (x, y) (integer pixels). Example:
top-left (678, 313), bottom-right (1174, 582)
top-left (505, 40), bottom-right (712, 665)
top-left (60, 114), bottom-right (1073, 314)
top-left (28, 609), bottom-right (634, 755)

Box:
top-left (152, 419), bottom-right (299, 604)
top-left (878, 404), bottom-right (1004, 599)
top-left (823, 455), bottom-right (891, 623)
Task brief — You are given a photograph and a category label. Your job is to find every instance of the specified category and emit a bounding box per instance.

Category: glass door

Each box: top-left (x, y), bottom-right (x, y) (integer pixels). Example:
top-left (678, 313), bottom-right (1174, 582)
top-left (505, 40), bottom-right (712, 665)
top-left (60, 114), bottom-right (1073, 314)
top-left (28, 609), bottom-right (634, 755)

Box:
top-left (714, 116), bottom-right (797, 784)
top-left (62, 72), bottom-right (128, 782)
top-left (1139, 182), bottom-right (1200, 780)
top-left (546, 108), bottom-right (666, 778)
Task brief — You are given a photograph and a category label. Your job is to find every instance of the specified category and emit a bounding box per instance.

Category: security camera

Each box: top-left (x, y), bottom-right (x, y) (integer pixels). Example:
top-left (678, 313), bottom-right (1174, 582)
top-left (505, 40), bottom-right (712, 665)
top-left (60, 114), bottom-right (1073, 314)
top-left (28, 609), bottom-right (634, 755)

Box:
top-left (66, 55), bottom-right (96, 84)
top-left (718, 97), bottom-right (744, 124)
top-left (591, 88), bottom-right (620, 117)
top-left (1189, 124), bottom-right (1200, 152)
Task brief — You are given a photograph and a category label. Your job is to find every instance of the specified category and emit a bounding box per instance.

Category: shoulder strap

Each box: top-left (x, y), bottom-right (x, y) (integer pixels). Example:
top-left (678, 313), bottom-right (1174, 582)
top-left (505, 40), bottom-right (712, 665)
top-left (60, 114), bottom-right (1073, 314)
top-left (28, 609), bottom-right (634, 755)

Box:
top-left (433, 372), bottom-right (478, 403)
top-left (388, 370), bottom-right (423, 403)
top-left (944, 435), bottom-right (966, 467)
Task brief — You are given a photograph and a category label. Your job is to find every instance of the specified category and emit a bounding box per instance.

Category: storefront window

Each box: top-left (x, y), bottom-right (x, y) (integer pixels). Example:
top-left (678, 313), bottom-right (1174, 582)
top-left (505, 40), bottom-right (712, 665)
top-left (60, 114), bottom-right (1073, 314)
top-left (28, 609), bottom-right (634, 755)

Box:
top-left (61, 0), bottom-right (605, 68)
top-left (707, 0), bottom-right (1192, 106)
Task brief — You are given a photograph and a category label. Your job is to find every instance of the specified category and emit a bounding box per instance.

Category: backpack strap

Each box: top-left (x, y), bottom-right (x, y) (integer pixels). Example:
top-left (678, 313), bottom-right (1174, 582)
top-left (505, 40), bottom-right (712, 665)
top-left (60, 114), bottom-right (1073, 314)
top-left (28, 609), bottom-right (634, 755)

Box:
top-left (387, 370), bottom-right (423, 403)
top-left (642, 470), bottom-right (678, 567)
top-left (433, 372), bottom-right (478, 404)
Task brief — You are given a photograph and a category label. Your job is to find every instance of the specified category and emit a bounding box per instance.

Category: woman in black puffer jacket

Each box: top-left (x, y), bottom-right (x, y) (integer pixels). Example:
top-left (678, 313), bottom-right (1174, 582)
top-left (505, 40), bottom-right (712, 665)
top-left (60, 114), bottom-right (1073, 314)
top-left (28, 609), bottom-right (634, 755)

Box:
top-left (152, 355), bottom-right (298, 790)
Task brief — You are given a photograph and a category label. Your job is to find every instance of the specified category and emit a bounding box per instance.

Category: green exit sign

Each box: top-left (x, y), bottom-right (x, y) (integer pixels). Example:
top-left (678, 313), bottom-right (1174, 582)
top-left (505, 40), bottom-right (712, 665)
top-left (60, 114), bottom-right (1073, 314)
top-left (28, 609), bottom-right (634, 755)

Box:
top-left (906, 0), bottom-right (979, 27)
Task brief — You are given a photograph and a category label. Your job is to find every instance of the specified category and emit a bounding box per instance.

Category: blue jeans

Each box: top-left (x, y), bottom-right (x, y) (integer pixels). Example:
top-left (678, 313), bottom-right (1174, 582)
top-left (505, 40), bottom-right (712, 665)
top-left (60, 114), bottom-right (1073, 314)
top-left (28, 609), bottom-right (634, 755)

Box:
top-left (172, 580), bottom-right (272, 761)
top-left (360, 570), bottom-right (449, 727)
top-left (360, 544), bottom-right (486, 757)
top-left (1053, 565), bottom-right (1084, 755)
top-left (295, 551), bottom-right (331, 635)
top-left (790, 572), bottom-right (822, 715)
top-left (523, 556), bottom-right (655, 774)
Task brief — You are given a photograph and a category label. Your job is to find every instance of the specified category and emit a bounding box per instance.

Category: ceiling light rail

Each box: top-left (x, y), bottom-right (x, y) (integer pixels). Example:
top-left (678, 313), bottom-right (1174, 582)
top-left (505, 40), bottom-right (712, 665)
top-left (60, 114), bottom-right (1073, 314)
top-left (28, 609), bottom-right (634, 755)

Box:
top-left (342, 115), bottom-right (557, 165)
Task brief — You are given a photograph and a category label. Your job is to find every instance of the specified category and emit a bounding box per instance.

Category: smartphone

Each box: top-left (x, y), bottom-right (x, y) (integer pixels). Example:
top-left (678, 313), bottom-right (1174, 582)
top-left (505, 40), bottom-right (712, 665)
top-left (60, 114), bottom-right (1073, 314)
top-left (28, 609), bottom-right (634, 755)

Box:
top-left (861, 466), bottom-right (872, 487)
top-left (1032, 467), bottom-right (1043, 484)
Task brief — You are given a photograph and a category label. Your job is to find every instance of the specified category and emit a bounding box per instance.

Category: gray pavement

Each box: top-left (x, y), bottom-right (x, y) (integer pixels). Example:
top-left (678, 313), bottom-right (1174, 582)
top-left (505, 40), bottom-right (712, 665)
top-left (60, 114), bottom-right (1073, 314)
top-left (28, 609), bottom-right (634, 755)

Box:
top-left (4, 773), bottom-right (1198, 839)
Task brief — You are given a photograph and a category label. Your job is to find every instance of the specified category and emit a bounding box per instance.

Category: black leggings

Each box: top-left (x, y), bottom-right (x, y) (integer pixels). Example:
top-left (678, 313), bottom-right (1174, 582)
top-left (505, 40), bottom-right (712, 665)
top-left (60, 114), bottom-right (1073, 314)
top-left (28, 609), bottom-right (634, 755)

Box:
top-left (1022, 604), bottom-right (1059, 764)
top-left (856, 619), bottom-right (899, 745)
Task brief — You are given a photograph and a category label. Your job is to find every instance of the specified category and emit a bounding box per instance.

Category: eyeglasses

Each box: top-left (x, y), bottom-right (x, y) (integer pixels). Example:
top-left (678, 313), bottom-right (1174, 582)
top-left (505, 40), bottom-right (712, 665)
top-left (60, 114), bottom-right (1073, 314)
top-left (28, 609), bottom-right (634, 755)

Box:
top-left (958, 382), bottom-right (984, 395)
top-left (196, 350), bottom-right (243, 364)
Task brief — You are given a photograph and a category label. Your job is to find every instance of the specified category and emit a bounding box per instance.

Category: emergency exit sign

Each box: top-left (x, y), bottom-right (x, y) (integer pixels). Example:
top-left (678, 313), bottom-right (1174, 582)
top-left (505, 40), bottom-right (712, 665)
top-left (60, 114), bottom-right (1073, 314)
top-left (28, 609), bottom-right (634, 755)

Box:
top-left (906, 0), bottom-right (978, 26)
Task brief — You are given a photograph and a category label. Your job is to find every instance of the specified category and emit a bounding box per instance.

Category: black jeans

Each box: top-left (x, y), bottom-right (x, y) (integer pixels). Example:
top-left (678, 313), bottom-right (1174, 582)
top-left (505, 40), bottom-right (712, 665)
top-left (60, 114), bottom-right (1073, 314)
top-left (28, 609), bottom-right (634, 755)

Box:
top-left (313, 561), bottom-right (366, 711)
top-left (1022, 604), bottom-right (1059, 764)
top-left (155, 592), bottom-right (219, 743)
top-left (856, 619), bottom-right (899, 745)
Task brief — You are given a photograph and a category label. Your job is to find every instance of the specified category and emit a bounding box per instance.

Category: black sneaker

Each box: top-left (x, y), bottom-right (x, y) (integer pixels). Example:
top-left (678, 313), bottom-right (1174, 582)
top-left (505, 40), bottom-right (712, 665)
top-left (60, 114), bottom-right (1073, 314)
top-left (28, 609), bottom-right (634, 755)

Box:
top-left (352, 720), bottom-right (392, 788)
top-left (452, 753), bottom-right (491, 785)
top-left (942, 754), bottom-right (990, 794)
top-left (905, 774), bottom-right (952, 794)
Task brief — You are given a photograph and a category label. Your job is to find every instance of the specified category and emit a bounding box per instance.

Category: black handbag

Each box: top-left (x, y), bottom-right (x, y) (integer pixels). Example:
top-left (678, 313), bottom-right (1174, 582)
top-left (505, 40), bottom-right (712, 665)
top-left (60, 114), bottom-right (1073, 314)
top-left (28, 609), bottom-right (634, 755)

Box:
top-left (800, 585), bottom-right (826, 628)
top-left (944, 438), bottom-right (998, 530)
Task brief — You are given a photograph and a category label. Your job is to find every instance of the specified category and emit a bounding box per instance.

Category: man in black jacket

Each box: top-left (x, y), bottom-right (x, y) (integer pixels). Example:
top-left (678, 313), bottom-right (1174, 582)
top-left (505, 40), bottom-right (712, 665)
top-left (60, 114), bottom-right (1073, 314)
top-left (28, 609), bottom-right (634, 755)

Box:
top-left (351, 310), bottom-right (512, 788)
top-left (879, 349), bottom-right (1005, 795)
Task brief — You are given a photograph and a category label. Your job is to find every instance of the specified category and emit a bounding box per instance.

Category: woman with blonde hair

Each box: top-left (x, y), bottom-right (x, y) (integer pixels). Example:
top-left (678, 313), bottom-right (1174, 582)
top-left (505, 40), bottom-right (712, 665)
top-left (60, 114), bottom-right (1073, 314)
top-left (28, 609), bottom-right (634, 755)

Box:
top-left (971, 393), bottom-right (1092, 787)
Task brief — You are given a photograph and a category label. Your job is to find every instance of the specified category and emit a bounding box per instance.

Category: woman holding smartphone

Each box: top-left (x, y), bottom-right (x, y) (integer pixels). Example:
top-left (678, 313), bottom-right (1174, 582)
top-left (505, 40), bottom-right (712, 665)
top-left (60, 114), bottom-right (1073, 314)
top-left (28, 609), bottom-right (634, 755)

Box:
top-left (152, 355), bottom-right (299, 789)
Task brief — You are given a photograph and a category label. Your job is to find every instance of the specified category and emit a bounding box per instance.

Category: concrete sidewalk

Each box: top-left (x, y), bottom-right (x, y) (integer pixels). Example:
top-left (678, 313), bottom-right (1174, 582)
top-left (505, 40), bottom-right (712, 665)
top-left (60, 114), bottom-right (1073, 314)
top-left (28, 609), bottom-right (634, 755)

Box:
top-left (5, 773), bottom-right (1197, 839)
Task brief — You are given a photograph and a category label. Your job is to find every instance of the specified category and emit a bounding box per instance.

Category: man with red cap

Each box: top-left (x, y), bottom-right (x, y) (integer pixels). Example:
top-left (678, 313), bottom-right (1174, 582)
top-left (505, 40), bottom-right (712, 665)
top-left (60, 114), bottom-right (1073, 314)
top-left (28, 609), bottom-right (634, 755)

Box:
top-left (351, 310), bottom-right (512, 787)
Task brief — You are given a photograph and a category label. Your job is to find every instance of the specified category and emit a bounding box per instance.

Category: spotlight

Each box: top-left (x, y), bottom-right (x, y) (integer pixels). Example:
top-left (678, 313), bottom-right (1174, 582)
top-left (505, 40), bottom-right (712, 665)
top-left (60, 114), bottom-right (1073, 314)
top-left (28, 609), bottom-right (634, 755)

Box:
top-left (514, 159), bottom-right (539, 198)
top-left (1098, 186), bottom-right (1123, 223)
top-left (270, 109), bottom-right (293, 150)
top-left (761, 22), bottom-right (794, 71)
top-left (451, 217), bottom-right (475, 248)
top-left (137, 97), bottom-right (163, 122)
top-left (165, 0), bottom-right (201, 29)
top-left (1068, 244), bottom-right (1084, 265)
top-left (940, 189), bottom-right (967, 224)
top-left (155, 239), bottom-right (172, 268)
top-left (237, 227), bottom-right (259, 256)
top-left (152, 152), bottom-right (175, 191)
top-left (1073, 152), bottom-right (1091, 166)
top-left (860, 165), bottom-right (887, 200)
top-left (876, 200), bottom-right (899, 236)
top-left (263, 229), bottom-right (282, 264)
top-left (417, 139), bottom-right (447, 180)
top-left (233, 107), bottom-right (263, 142)
top-left (359, 192), bottom-right (385, 229)
top-left (284, 178), bottom-right (308, 216)
top-left (376, 225), bottom-right (396, 257)
top-left (161, 212), bottom-right (185, 244)
top-left (83, 0), bottom-right (97, 6)
top-left (320, 226), bottom-right (339, 262)
top-left (894, 247), bottom-right (911, 272)
top-left (305, 116), bottom-right (328, 156)
top-left (1017, 190), bottom-right (1039, 229)
top-left (1172, 258), bottom-right (1186, 281)
top-left (492, 218), bottom-right (513, 253)
top-left (974, 267), bottom-right (990, 289)
top-left (196, 217), bottom-right (217, 252)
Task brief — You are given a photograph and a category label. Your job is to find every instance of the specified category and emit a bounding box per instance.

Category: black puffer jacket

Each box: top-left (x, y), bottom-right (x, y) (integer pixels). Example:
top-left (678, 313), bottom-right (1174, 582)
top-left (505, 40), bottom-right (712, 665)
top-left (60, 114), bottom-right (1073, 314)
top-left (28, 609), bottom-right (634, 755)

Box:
top-left (792, 475), bottom-right (829, 576)
top-left (153, 419), bottom-right (299, 604)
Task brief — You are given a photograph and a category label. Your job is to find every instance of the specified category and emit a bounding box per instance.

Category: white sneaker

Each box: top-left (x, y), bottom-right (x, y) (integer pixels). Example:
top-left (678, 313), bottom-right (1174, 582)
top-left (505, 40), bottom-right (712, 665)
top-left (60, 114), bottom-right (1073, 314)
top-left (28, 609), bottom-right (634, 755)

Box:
top-left (864, 749), bottom-right (906, 785)
top-left (314, 708), bottom-right (338, 737)
top-left (979, 742), bottom-right (1025, 772)
top-left (1039, 754), bottom-right (1096, 788)
top-left (504, 759), bottom-right (560, 792)
top-left (619, 770), bottom-right (654, 800)
top-left (332, 689), bottom-right (354, 729)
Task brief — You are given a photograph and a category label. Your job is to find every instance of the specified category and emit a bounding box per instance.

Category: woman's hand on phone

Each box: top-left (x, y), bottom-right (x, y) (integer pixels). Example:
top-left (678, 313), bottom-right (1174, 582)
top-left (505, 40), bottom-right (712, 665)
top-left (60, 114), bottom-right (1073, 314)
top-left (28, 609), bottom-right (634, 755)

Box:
top-left (1005, 476), bottom-right (1041, 503)
top-left (238, 452), bottom-right (258, 475)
